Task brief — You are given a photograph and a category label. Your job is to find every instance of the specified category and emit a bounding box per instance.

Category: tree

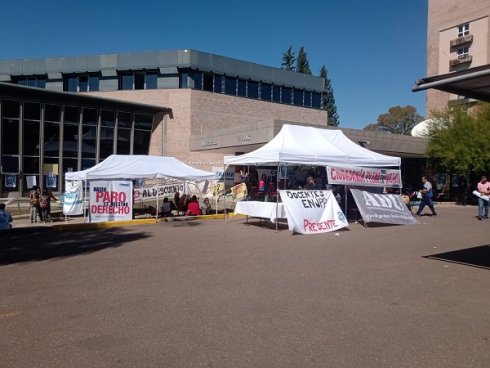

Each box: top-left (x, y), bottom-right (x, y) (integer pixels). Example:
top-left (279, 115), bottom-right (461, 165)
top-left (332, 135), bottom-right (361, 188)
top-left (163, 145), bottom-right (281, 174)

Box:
top-left (319, 65), bottom-right (339, 126)
top-left (281, 46), bottom-right (296, 71)
top-left (295, 46), bottom-right (311, 75)
top-left (427, 103), bottom-right (490, 175)
top-left (363, 105), bottom-right (423, 135)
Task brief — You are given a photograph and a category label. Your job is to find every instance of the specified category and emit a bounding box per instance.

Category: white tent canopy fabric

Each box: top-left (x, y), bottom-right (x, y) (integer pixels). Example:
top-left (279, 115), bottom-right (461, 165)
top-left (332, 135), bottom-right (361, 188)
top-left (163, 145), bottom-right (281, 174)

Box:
top-left (224, 124), bottom-right (401, 167)
top-left (65, 154), bottom-right (215, 181)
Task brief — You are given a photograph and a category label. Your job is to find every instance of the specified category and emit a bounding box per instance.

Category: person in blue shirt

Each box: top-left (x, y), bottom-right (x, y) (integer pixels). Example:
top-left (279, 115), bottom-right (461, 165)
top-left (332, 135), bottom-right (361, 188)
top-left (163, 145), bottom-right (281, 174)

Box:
top-left (0, 203), bottom-right (13, 230)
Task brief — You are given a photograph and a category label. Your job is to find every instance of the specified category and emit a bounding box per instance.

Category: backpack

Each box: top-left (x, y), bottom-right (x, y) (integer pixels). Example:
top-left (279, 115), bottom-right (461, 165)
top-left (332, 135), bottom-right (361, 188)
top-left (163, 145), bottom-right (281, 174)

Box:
top-left (39, 195), bottom-right (49, 209)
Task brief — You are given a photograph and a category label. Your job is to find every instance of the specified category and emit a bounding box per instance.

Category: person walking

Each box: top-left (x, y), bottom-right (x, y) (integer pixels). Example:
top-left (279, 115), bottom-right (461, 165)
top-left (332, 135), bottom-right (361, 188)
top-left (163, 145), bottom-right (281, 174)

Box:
top-left (476, 175), bottom-right (490, 220)
top-left (416, 176), bottom-right (437, 217)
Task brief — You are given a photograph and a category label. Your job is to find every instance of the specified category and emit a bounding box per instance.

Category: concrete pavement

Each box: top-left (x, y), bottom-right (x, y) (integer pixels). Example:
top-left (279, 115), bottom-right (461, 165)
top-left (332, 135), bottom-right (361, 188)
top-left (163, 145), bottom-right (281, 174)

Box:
top-left (0, 204), bottom-right (489, 368)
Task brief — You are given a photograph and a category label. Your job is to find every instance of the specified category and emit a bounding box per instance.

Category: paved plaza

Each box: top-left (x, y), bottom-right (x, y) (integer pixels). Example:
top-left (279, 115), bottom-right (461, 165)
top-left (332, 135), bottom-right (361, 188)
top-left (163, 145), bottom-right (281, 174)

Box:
top-left (0, 205), bottom-right (489, 367)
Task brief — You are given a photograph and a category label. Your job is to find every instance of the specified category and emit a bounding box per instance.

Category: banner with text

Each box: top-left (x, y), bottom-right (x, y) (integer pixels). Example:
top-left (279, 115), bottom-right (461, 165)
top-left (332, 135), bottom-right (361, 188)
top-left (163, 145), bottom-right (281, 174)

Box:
top-left (63, 180), bottom-right (84, 216)
top-left (327, 166), bottom-right (402, 188)
top-left (133, 183), bottom-right (186, 201)
top-left (350, 189), bottom-right (418, 225)
top-left (278, 190), bottom-right (349, 235)
top-left (89, 180), bottom-right (133, 223)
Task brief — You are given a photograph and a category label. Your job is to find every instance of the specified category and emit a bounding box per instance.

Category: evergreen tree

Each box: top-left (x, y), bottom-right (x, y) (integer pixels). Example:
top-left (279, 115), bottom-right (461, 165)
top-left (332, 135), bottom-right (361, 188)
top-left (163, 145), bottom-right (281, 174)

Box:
top-left (281, 46), bottom-right (296, 71)
top-left (319, 65), bottom-right (339, 126)
top-left (296, 47), bottom-right (312, 75)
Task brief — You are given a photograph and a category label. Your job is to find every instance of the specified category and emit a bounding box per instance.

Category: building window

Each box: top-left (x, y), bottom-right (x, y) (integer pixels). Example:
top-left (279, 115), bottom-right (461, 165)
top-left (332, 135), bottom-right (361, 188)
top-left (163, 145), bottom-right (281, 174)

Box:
top-left (191, 70), bottom-right (203, 90)
top-left (247, 81), bottom-right (258, 98)
top-left (133, 114), bottom-right (153, 155)
top-left (213, 74), bottom-right (223, 93)
top-left (118, 71), bottom-right (158, 90)
top-left (117, 111), bottom-right (132, 155)
top-left (281, 87), bottom-right (292, 104)
top-left (224, 76), bottom-right (237, 95)
top-left (260, 83), bottom-right (272, 101)
top-left (458, 23), bottom-right (469, 37)
top-left (14, 75), bottom-right (46, 88)
top-left (457, 47), bottom-right (469, 59)
top-left (100, 110), bottom-right (115, 159)
top-left (237, 79), bottom-right (247, 97)
top-left (62, 106), bottom-right (80, 159)
top-left (64, 73), bottom-right (100, 92)
top-left (293, 89), bottom-right (304, 106)
top-left (272, 85), bottom-right (281, 102)
top-left (312, 93), bottom-right (322, 108)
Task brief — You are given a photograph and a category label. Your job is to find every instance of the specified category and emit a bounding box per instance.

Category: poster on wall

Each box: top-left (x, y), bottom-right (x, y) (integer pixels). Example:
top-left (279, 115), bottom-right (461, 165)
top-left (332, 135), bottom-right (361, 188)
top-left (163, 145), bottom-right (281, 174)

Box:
top-left (63, 180), bottom-right (84, 216)
top-left (46, 173), bottom-right (57, 188)
top-left (350, 189), bottom-right (418, 225)
top-left (5, 174), bottom-right (17, 188)
top-left (26, 175), bottom-right (37, 189)
top-left (278, 189), bottom-right (349, 235)
top-left (89, 180), bottom-right (133, 223)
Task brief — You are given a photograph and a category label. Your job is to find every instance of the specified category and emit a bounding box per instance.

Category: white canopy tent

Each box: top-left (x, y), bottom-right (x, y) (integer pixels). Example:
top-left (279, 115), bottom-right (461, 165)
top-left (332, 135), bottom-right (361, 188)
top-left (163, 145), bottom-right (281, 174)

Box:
top-left (64, 155), bottom-right (215, 222)
top-left (66, 154), bottom-right (215, 181)
top-left (224, 124), bottom-right (401, 230)
top-left (224, 124), bottom-right (401, 167)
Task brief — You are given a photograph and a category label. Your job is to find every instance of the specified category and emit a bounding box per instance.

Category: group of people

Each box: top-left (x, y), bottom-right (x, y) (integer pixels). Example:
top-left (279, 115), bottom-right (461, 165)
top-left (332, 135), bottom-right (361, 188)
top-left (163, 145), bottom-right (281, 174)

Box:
top-left (414, 175), bottom-right (490, 220)
top-left (159, 192), bottom-right (212, 217)
top-left (29, 185), bottom-right (58, 223)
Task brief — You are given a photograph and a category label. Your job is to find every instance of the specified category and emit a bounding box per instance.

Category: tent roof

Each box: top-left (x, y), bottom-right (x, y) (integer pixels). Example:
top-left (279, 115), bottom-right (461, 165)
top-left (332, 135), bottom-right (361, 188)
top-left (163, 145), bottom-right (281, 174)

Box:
top-left (65, 155), bottom-right (215, 181)
top-left (223, 124), bottom-right (401, 167)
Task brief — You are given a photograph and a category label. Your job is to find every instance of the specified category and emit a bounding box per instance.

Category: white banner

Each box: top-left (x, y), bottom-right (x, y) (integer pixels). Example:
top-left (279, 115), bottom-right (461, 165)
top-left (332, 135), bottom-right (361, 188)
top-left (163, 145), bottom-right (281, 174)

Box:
top-left (350, 189), bottom-right (418, 225)
top-left (327, 166), bottom-right (402, 188)
top-left (89, 180), bottom-right (133, 223)
top-left (133, 183), bottom-right (186, 201)
top-left (278, 190), bottom-right (349, 235)
top-left (63, 180), bottom-right (84, 216)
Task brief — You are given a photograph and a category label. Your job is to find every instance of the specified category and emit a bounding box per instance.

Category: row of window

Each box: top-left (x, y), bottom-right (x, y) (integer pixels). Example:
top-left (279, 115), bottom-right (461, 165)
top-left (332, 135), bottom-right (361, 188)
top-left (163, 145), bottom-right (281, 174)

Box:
top-left (13, 69), bottom-right (323, 109)
top-left (1, 99), bottom-right (153, 191)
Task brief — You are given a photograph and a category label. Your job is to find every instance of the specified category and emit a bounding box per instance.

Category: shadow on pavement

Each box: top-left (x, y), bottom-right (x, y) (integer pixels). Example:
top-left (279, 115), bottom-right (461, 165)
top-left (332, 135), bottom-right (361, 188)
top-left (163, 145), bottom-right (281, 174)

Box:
top-left (0, 227), bottom-right (151, 266)
top-left (424, 244), bottom-right (490, 270)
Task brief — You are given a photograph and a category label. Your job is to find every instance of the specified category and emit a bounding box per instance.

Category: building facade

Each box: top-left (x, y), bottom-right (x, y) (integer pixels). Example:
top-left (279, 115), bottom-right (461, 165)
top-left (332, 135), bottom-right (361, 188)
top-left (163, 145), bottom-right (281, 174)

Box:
top-left (426, 0), bottom-right (490, 113)
top-left (1, 50), bottom-right (428, 196)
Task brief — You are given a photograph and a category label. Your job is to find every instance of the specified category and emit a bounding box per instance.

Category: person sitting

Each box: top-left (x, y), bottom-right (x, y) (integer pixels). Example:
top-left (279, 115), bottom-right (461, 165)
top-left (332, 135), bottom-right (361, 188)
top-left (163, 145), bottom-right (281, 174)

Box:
top-left (304, 175), bottom-right (317, 190)
top-left (0, 203), bottom-right (13, 230)
top-left (160, 197), bottom-right (173, 217)
top-left (185, 195), bottom-right (202, 216)
top-left (178, 194), bottom-right (188, 215)
top-left (201, 197), bottom-right (212, 215)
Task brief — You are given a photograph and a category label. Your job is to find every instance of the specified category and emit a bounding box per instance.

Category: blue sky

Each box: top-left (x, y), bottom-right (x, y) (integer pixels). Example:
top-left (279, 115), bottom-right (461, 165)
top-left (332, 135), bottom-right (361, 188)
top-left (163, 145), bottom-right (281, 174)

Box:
top-left (0, 0), bottom-right (428, 130)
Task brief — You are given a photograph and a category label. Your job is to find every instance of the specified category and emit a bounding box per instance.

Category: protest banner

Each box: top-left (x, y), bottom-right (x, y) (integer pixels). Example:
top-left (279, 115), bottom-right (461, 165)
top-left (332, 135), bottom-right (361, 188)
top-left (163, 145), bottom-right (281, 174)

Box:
top-left (350, 189), bottom-right (418, 225)
top-left (278, 190), bottom-right (349, 235)
top-left (327, 166), bottom-right (402, 188)
top-left (63, 180), bottom-right (84, 215)
top-left (133, 183), bottom-right (186, 201)
top-left (231, 183), bottom-right (248, 200)
top-left (89, 180), bottom-right (132, 222)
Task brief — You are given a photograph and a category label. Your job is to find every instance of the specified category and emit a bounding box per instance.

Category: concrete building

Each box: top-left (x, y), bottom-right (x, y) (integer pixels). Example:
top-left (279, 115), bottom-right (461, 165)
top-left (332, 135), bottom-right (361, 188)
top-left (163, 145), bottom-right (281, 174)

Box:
top-left (0, 50), bottom-right (428, 195)
top-left (422, 0), bottom-right (490, 112)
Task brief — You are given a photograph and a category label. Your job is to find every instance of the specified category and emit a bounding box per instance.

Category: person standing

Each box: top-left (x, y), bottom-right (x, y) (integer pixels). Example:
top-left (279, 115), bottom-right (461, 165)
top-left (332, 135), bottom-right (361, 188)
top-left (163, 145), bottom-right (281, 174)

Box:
top-left (0, 203), bottom-right (13, 230)
top-left (29, 185), bottom-right (41, 223)
top-left (476, 175), bottom-right (490, 220)
top-left (416, 176), bottom-right (437, 217)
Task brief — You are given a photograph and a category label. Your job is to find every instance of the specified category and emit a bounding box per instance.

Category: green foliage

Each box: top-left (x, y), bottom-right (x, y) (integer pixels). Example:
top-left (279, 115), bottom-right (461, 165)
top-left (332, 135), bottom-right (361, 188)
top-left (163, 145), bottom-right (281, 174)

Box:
top-left (363, 105), bottom-right (423, 135)
top-left (296, 47), bottom-right (311, 75)
top-left (281, 46), bottom-right (296, 71)
top-left (427, 103), bottom-right (490, 174)
top-left (319, 65), bottom-right (339, 126)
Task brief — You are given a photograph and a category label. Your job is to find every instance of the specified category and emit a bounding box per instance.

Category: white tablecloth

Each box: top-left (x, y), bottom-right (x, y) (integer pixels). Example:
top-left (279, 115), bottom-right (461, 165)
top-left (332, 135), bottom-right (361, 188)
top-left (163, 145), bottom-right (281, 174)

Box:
top-left (234, 201), bottom-right (286, 222)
